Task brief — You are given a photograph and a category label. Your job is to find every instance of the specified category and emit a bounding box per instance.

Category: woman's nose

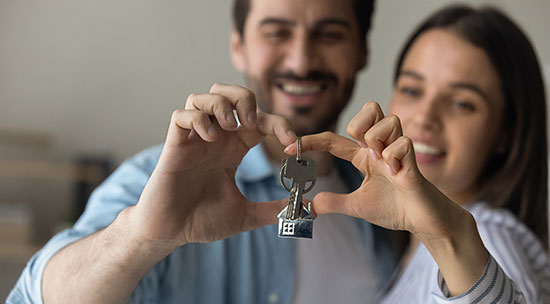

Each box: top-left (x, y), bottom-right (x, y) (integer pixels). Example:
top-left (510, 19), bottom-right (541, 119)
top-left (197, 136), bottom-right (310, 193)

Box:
top-left (412, 95), bottom-right (442, 131)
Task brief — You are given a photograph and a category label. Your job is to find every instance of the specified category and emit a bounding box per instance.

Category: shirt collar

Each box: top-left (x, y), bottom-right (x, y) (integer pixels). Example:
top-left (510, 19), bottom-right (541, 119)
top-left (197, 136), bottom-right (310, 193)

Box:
top-left (235, 144), bottom-right (275, 182)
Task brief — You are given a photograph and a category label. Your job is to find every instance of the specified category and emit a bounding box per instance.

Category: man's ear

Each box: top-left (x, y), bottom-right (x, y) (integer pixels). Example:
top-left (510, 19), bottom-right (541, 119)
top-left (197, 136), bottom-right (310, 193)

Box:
top-left (230, 30), bottom-right (246, 72)
top-left (357, 41), bottom-right (369, 71)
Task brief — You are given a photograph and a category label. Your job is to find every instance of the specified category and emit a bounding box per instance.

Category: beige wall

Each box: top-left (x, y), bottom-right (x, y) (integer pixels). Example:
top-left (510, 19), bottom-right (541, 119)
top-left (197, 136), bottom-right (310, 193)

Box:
top-left (1, 1), bottom-right (549, 297)
top-left (1, 0), bottom-right (549, 164)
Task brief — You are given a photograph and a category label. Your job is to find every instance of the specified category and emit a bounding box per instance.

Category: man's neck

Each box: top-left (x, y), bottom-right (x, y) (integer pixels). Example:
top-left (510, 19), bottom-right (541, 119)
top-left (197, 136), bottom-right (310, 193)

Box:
top-left (262, 135), bottom-right (334, 176)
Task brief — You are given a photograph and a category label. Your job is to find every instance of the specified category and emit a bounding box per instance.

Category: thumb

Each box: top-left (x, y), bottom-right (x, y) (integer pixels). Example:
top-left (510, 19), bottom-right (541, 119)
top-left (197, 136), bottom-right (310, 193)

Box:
top-left (312, 192), bottom-right (352, 216)
top-left (243, 199), bottom-right (288, 230)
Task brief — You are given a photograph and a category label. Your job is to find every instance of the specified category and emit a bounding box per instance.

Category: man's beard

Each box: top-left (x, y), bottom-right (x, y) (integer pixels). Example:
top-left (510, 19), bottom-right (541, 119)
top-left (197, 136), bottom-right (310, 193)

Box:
top-left (244, 71), bottom-right (356, 136)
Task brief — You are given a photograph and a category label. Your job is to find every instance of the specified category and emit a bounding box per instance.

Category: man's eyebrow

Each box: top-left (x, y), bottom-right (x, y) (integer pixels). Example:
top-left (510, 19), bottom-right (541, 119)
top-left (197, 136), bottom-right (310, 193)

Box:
top-left (450, 82), bottom-right (490, 102)
top-left (313, 18), bottom-right (351, 29)
top-left (259, 18), bottom-right (351, 29)
top-left (397, 70), bottom-right (424, 81)
top-left (259, 18), bottom-right (296, 27)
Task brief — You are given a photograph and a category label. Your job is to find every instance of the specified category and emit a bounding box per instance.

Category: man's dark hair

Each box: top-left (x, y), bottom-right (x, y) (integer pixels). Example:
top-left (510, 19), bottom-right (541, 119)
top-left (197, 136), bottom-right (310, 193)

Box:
top-left (393, 4), bottom-right (548, 248)
top-left (232, 0), bottom-right (376, 41)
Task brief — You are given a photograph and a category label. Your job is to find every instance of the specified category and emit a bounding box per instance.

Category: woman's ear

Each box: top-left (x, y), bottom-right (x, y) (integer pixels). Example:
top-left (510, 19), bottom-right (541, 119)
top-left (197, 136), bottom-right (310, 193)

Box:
top-left (230, 31), bottom-right (246, 72)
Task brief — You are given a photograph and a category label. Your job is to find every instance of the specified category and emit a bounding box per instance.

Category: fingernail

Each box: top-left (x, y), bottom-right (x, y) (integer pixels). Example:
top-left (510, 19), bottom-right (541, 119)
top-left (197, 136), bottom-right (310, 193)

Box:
top-left (287, 130), bottom-right (297, 140)
top-left (358, 141), bottom-right (368, 149)
top-left (368, 148), bottom-right (379, 160)
top-left (226, 112), bottom-right (238, 128)
top-left (247, 112), bottom-right (257, 126)
top-left (284, 143), bottom-right (295, 153)
top-left (208, 127), bottom-right (218, 138)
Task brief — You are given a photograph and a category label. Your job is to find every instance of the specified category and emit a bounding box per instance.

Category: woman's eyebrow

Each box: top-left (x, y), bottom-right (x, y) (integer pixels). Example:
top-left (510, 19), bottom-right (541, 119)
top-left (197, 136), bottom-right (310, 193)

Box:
top-left (398, 70), bottom-right (424, 81)
top-left (449, 82), bottom-right (490, 102)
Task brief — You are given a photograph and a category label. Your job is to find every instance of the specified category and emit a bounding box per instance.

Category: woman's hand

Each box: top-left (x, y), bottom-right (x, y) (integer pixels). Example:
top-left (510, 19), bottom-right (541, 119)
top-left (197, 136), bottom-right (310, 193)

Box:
top-left (285, 102), bottom-right (488, 296)
top-left (285, 102), bottom-right (463, 239)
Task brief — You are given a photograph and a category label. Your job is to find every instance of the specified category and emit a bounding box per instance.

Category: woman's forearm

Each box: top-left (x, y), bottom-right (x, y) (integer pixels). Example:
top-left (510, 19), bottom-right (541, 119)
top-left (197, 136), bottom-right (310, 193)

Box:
top-left (417, 207), bottom-right (489, 297)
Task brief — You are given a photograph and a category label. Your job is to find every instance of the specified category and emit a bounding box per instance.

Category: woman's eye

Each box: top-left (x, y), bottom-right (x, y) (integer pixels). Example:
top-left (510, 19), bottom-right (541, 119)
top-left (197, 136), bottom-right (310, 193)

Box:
top-left (451, 100), bottom-right (476, 112)
top-left (399, 86), bottom-right (421, 98)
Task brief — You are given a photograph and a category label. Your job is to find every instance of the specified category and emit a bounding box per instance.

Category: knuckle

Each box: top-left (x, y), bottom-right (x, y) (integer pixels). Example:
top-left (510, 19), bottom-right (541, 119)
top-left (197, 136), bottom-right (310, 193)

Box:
top-left (211, 95), bottom-right (228, 111)
top-left (171, 109), bottom-right (184, 121)
top-left (387, 114), bottom-right (400, 125)
top-left (346, 123), bottom-right (358, 137)
top-left (381, 148), bottom-right (391, 159)
top-left (209, 82), bottom-right (223, 92)
top-left (193, 112), bottom-right (210, 126)
top-left (186, 93), bottom-right (197, 102)
top-left (364, 130), bottom-right (376, 143)
top-left (363, 101), bottom-right (381, 111)
top-left (240, 89), bottom-right (256, 104)
top-left (185, 93), bottom-right (197, 108)
top-left (400, 136), bottom-right (413, 148)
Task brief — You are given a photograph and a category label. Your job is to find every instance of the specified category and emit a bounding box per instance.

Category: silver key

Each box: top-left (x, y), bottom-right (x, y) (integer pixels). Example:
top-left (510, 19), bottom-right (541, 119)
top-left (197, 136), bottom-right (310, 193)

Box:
top-left (277, 138), bottom-right (317, 239)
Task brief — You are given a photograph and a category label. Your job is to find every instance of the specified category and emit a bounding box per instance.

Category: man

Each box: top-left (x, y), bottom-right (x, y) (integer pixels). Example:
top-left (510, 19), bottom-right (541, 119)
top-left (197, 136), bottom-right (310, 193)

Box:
top-left (8, 0), bottom-right (396, 303)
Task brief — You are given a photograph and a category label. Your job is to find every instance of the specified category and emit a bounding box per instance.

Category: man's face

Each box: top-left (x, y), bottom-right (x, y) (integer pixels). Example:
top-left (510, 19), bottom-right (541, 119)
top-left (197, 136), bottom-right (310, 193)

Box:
top-left (231, 0), bottom-right (367, 136)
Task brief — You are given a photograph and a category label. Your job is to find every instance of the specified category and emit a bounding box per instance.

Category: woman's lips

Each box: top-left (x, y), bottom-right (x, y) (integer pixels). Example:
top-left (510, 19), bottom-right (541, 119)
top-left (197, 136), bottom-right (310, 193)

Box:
top-left (413, 141), bottom-right (445, 164)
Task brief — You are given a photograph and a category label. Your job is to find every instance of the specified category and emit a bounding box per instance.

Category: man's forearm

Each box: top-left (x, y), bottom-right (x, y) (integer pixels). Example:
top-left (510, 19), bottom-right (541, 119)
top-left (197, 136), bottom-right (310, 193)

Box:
top-left (42, 207), bottom-right (176, 304)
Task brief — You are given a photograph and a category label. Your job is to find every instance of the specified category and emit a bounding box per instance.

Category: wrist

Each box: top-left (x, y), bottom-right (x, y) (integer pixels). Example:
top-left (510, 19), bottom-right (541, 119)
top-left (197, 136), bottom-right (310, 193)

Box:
top-left (416, 207), bottom-right (489, 296)
top-left (107, 207), bottom-right (178, 273)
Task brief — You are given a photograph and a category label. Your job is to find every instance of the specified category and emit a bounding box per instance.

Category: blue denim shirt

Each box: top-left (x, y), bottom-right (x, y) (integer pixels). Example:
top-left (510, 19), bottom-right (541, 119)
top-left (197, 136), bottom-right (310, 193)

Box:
top-left (8, 144), bottom-right (397, 304)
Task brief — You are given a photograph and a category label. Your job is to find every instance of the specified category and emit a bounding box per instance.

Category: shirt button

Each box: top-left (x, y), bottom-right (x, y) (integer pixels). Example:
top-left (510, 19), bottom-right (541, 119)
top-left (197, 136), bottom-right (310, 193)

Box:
top-left (268, 292), bottom-right (279, 303)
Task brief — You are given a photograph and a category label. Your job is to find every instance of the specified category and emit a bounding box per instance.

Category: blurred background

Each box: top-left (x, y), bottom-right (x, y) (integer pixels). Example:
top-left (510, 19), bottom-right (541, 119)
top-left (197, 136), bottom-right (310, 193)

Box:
top-left (1, 0), bottom-right (549, 299)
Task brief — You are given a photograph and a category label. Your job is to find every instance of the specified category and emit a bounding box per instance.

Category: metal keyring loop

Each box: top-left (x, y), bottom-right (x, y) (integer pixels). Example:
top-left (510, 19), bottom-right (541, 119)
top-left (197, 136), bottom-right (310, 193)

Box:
top-left (279, 161), bottom-right (292, 192)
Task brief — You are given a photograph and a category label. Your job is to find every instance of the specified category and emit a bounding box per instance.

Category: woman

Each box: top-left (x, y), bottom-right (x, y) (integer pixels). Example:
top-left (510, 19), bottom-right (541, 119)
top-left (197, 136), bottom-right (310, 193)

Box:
top-left (285, 5), bottom-right (549, 303)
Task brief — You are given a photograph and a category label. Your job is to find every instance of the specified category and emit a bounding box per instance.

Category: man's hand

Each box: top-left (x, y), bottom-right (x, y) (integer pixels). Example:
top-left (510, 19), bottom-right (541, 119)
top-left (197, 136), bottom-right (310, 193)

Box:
top-left (129, 83), bottom-right (296, 249)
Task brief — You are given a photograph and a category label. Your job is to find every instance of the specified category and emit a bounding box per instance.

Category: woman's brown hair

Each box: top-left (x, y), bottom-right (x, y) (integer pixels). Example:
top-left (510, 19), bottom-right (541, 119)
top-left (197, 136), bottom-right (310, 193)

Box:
top-left (394, 5), bottom-right (548, 248)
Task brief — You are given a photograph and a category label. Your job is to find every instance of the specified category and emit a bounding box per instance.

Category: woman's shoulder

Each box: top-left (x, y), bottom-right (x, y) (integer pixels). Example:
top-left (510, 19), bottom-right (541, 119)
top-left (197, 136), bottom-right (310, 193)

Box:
top-left (466, 202), bottom-right (549, 302)
top-left (465, 202), bottom-right (541, 245)
top-left (465, 202), bottom-right (545, 257)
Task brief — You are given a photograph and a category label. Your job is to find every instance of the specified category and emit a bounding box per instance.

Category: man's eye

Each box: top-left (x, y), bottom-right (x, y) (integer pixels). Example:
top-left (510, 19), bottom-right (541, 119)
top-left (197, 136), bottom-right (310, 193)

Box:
top-left (314, 31), bottom-right (344, 42)
top-left (263, 30), bottom-right (290, 40)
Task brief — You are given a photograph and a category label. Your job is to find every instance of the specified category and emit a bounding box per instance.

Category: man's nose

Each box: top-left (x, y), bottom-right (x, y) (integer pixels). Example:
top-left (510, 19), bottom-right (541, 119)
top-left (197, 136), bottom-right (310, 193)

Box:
top-left (282, 35), bottom-right (319, 77)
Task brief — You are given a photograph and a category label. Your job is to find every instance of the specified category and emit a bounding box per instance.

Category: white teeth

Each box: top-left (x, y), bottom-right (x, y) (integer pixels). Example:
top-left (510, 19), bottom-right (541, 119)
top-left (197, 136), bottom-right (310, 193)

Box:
top-left (281, 84), bottom-right (321, 95)
top-left (413, 142), bottom-right (443, 155)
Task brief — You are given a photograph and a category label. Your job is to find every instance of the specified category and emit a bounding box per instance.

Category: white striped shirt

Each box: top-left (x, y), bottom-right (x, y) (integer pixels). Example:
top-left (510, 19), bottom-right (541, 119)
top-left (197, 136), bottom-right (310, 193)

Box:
top-left (378, 202), bottom-right (549, 304)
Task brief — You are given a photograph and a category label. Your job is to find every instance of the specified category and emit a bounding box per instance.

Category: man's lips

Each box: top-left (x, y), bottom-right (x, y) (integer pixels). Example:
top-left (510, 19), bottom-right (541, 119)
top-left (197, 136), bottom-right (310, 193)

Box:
top-left (274, 82), bottom-right (328, 107)
top-left (276, 83), bottom-right (326, 96)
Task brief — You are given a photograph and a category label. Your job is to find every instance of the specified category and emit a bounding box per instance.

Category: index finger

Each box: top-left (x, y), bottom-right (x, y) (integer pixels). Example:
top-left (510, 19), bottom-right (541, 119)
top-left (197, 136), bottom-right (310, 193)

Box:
top-left (209, 83), bottom-right (257, 129)
top-left (284, 131), bottom-right (360, 162)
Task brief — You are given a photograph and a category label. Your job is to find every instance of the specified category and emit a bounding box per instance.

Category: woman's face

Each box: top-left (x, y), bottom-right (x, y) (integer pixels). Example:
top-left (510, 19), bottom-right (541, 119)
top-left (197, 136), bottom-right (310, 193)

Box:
top-left (389, 29), bottom-right (505, 204)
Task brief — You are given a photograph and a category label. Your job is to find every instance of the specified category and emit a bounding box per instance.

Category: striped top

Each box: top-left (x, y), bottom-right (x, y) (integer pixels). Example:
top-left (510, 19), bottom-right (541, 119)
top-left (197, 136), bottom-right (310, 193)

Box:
top-left (378, 202), bottom-right (549, 304)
